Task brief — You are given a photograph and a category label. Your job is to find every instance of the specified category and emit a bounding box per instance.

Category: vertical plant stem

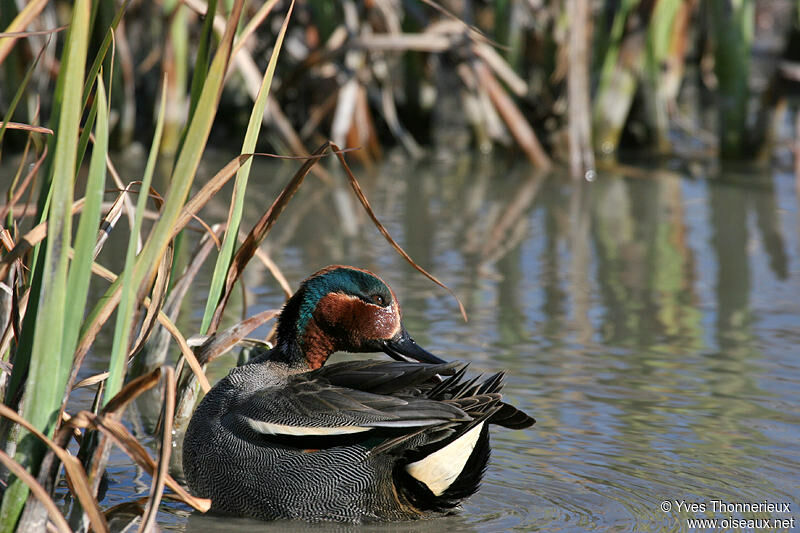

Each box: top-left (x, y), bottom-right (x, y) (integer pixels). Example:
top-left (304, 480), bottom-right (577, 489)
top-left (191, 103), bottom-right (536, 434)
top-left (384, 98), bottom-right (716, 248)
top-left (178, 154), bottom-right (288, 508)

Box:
top-left (61, 77), bottom-right (110, 391)
top-left (161, 0), bottom-right (189, 155)
top-left (104, 0), bottom-right (245, 404)
top-left (567, 0), bottom-right (595, 178)
top-left (644, 0), bottom-right (684, 151)
top-left (201, 0), bottom-right (295, 334)
top-left (106, 80), bottom-right (168, 405)
top-left (591, 0), bottom-right (640, 156)
top-left (184, 0), bottom-right (218, 138)
top-left (711, 0), bottom-right (754, 158)
top-left (0, 0), bottom-right (91, 529)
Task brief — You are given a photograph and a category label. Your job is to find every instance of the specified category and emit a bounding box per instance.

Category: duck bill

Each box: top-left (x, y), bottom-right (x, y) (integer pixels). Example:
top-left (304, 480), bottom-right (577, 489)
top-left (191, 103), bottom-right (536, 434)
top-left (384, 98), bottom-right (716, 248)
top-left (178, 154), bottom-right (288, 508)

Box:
top-left (381, 328), bottom-right (447, 364)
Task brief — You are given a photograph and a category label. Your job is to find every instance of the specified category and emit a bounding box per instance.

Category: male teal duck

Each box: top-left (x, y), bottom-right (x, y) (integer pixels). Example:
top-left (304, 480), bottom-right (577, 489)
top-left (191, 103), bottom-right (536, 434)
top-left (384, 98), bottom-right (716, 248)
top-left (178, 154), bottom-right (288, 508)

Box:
top-left (183, 265), bottom-right (535, 522)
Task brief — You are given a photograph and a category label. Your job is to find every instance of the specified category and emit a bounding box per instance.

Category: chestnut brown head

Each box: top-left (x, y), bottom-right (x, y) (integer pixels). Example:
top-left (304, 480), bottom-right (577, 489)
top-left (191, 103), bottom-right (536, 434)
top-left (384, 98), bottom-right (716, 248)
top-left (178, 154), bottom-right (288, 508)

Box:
top-left (274, 265), bottom-right (445, 369)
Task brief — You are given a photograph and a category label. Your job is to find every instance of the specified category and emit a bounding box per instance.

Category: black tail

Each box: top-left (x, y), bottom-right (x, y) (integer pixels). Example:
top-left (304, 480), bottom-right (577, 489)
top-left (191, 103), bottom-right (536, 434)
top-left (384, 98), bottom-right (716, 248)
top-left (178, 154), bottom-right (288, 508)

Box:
top-left (431, 367), bottom-right (536, 430)
top-left (378, 364), bottom-right (533, 513)
top-left (393, 421), bottom-right (492, 513)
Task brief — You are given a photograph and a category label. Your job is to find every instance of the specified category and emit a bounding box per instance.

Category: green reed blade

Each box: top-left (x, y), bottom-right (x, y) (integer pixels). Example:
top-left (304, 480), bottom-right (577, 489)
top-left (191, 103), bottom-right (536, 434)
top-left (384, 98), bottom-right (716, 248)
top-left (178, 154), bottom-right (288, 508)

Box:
top-left (0, 0), bottom-right (91, 530)
top-left (644, 0), bottom-right (682, 148)
top-left (185, 0), bottom-right (218, 131)
top-left (711, 0), bottom-right (754, 157)
top-left (591, 0), bottom-right (640, 155)
top-left (201, 0), bottom-right (294, 334)
top-left (80, 0), bottom-right (131, 112)
top-left (106, 78), bottom-right (168, 406)
top-left (103, 0), bottom-right (245, 403)
top-left (160, 0), bottom-right (189, 154)
top-left (71, 0), bottom-right (130, 170)
top-left (595, 0), bottom-right (637, 83)
top-left (75, 94), bottom-right (98, 173)
top-left (62, 77), bottom-right (109, 379)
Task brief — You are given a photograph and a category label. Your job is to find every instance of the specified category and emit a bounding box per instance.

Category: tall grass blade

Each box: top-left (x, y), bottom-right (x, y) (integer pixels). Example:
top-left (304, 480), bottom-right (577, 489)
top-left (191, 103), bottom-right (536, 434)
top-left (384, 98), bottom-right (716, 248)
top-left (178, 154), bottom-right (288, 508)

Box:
top-left (0, 0), bottom-right (91, 529)
top-left (185, 0), bottom-right (218, 133)
top-left (81, 0), bottom-right (132, 112)
top-left (72, 0), bottom-right (130, 169)
top-left (105, 79), bottom-right (168, 405)
top-left (161, 0), bottom-right (190, 154)
top-left (201, 0), bottom-right (295, 334)
top-left (75, 93), bottom-right (98, 174)
top-left (232, 0), bottom-right (281, 60)
top-left (46, 79), bottom-right (107, 527)
top-left (104, 0), bottom-right (245, 403)
top-left (62, 76), bottom-right (109, 382)
top-left (3, 6), bottom-right (89, 408)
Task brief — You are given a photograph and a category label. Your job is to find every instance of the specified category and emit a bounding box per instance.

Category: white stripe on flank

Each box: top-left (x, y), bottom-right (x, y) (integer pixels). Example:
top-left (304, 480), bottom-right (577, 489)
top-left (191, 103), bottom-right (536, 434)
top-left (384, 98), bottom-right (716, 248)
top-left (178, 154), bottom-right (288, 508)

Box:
top-left (246, 418), bottom-right (371, 436)
top-left (405, 421), bottom-right (485, 496)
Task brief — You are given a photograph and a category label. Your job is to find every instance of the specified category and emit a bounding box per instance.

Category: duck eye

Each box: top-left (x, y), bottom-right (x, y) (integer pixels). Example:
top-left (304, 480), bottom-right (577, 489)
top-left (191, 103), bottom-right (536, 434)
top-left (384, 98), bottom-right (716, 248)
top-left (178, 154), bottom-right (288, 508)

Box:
top-left (371, 294), bottom-right (386, 306)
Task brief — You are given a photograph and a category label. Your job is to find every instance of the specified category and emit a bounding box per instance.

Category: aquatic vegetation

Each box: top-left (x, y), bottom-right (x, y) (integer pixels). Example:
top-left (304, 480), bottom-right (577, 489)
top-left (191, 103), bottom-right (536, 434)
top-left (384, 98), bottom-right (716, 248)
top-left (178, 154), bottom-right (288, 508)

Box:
top-left (3, 1), bottom-right (798, 175)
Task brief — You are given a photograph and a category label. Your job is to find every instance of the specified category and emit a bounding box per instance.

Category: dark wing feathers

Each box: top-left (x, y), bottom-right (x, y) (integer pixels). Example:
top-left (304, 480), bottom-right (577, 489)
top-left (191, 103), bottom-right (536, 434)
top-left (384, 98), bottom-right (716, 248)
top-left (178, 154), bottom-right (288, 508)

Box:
top-left (418, 364), bottom-right (535, 429)
top-left (427, 363), bottom-right (471, 398)
top-left (235, 377), bottom-right (469, 432)
top-left (448, 393), bottom-right (503, 414)
top-left (311, 360), bottom-right (460, 394)
top-left (490, 402), bottom-right (536, 429)
top-left (232, 359), bottom-right (534, 443)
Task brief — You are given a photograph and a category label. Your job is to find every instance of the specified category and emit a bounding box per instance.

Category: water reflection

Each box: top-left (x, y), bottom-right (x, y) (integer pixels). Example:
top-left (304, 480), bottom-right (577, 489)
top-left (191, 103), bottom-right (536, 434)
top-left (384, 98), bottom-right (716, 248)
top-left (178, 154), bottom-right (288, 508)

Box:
top-left (107, 153), bottom-right (800, 530)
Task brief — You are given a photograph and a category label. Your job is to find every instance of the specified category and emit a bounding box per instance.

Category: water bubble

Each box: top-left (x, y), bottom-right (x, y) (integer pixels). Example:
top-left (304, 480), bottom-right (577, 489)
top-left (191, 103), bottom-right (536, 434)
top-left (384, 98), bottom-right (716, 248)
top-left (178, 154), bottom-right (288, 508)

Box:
top-left (585, 169), bottom-right (597, 182)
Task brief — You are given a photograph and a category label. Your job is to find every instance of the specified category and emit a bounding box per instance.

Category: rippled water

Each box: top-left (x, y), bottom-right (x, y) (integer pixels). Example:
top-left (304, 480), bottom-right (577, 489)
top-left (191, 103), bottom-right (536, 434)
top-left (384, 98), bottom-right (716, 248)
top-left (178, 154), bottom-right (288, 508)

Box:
top-left (87, 154), bottom-right (799, 531)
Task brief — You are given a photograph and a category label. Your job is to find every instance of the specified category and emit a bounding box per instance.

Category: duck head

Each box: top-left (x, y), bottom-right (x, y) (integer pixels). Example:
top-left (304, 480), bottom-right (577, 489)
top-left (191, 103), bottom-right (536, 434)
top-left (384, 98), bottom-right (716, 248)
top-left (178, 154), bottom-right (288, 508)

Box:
top-left (273, 265), bottom-right (446, 369)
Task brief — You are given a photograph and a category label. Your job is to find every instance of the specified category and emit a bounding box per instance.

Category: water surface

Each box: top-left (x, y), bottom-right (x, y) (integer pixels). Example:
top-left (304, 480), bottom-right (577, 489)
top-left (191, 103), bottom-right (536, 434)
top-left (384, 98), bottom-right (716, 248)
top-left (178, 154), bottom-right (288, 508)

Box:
top-left (88, 154), bottom-right (800, 531)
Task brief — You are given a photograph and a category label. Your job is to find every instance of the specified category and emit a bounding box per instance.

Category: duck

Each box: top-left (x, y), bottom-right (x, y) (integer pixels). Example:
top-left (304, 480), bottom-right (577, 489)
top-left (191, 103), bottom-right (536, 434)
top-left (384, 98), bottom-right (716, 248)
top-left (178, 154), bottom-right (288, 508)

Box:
top-left (183, 265), bottom-right (535, 522)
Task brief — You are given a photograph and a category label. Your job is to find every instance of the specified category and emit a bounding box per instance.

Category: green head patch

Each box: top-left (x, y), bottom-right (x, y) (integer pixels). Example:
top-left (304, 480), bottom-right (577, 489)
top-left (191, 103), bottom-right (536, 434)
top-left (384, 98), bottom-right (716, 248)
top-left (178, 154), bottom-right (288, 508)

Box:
top-left (294, 266), bottom-right (393, 337)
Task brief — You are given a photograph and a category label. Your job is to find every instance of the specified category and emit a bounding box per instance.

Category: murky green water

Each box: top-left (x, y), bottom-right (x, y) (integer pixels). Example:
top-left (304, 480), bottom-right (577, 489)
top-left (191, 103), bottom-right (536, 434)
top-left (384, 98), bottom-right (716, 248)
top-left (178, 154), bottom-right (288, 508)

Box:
top-left (83, 154), bottom-right (799, 531)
